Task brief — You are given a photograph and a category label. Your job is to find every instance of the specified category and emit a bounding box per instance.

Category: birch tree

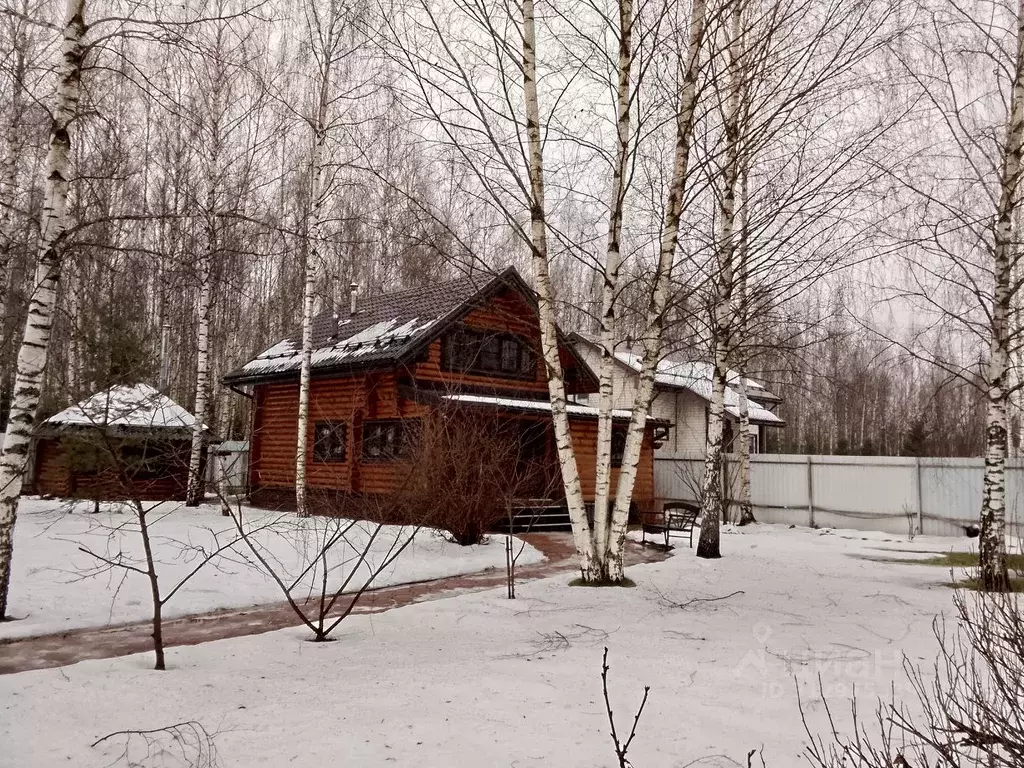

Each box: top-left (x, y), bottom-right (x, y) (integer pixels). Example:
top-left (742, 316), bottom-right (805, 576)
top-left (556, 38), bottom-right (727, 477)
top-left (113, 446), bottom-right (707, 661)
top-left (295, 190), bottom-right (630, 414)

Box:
top-left (980, 0), bottom-right (1024, 592)
top-left (388, 0), bottom-right (711, 582)
top-left (734, 170), bottom-right (754, 525)
top-left (686, 0), bottom-right (903, 555)
top-left (0, 3), bottom-right (32, 367)
top-left (0, 0), bottom-right (86, 619)
top-left (603, 0), bottom-right (710, 581)
top-left (883, 0), bottom-right (1024, 591)
top-left (185, 15), bottom-right (230, 507)
top-left (696, 0), bottom-right (743, 559)
top-left (295, 0), bottom-right (347, 517)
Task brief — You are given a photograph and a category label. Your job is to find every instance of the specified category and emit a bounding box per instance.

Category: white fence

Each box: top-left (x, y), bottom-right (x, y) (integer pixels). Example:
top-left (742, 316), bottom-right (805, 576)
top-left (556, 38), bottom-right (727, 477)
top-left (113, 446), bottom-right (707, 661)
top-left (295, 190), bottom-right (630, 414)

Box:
top-left (654, 454), bottom-right (1024, 539)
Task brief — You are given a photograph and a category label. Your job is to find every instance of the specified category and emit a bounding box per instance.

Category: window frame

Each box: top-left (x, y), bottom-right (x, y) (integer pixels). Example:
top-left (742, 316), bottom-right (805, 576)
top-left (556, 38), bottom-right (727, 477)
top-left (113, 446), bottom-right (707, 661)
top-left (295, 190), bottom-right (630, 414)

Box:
top-left (313, 421), bottom-right (347, 463)
top-left (440, 326), bottom-right (536, 380)
top-left (361, 419), bottom-right (418, 462)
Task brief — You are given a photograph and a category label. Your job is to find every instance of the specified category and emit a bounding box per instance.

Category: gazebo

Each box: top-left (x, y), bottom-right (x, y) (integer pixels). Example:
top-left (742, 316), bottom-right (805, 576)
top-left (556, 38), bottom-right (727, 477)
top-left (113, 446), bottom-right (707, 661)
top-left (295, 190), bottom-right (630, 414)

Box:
top-left (28, 383), bottom-right (207, 502)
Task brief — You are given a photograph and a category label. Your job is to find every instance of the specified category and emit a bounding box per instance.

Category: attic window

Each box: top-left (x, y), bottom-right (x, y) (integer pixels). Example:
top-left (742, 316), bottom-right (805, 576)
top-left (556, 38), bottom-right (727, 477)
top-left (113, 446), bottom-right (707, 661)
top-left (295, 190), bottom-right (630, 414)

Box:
top-left (442, 328), bottom-right (535, 379)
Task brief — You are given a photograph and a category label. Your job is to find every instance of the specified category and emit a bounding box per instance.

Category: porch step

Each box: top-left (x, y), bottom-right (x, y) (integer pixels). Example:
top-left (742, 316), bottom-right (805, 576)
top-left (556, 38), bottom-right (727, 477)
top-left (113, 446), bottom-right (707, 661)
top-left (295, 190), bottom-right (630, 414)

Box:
top-left (492, 504), bottom-right (572, 534)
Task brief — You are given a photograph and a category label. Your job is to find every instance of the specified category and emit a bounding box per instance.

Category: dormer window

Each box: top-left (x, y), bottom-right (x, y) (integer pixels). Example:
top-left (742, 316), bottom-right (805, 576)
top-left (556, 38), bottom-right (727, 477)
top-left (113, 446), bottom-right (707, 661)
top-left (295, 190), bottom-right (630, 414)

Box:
top-left (442, 327), bottom-right (535, 379)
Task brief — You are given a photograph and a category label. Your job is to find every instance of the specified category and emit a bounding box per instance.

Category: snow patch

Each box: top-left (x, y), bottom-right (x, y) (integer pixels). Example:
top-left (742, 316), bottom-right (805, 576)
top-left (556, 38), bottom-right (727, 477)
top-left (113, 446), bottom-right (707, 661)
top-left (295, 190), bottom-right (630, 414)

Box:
top-left (241, 317), bottom-right (437, 374)
top-left (0, 497), bottom-right (544, 639)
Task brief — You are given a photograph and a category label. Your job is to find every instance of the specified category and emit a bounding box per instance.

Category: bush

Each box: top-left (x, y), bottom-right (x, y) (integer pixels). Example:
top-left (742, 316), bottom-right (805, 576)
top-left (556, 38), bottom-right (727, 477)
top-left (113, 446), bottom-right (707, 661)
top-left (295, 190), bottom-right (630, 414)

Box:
top-left (397, 407), bottom-right (543, 545)
top-left (804, 569), bottom-right (1024, 767)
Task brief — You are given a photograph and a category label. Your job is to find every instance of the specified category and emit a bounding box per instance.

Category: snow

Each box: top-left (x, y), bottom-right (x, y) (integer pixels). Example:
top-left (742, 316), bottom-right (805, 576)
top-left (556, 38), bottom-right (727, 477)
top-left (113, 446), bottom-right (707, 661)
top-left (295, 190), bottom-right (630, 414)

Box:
top-left (615, 352), bottom-right (785, 425)
top-left (42, 383), bottom-right (199, 431)
top-left (241, 317), bottom-right (437, 374)
top-left (0, 497), bottom-right (543, 640)
top-left (443, 392), bottom-right (638, 420)
top-left (0, 521), bottom-right (970, 767)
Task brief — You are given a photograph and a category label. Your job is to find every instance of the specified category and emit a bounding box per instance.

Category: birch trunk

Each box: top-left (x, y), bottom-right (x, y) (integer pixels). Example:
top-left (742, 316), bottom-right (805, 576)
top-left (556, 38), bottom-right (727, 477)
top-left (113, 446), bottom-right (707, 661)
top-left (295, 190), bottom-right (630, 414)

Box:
top-left (697, 0), bottom-right (744, 559)
top-left (295, 2), bottom-right (338, 518)
top-left (0, 23), bottom-right (26, 363)
top-left (521, 0), bottom-right (598, 580)
top-left (185, 247), bottom-right (212, 506)
top-left (736, 376), bottom-right (754, 525)
top-left (294, 210), bottom-right (317, 517)
top-left (0, 0), bottom-right (86, 618)
top-left (698, 340), bottom-right (728, 557)
top-left (736, 168), bottom-right (754, 526)
top-left (979, 0), bottom-right (1024, 592)
top-left (592, 0), bottom-right (635, 565)
top-left (605, 0), bottom-right (708, 582)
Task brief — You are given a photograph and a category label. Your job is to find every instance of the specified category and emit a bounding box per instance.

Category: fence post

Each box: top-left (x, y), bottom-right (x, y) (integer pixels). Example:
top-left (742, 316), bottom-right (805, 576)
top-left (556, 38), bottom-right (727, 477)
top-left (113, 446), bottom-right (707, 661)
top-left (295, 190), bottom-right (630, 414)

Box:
top-left (915, 457), bottom-right (923, 536)
top-left (806, 455), bottom-right (815, 528)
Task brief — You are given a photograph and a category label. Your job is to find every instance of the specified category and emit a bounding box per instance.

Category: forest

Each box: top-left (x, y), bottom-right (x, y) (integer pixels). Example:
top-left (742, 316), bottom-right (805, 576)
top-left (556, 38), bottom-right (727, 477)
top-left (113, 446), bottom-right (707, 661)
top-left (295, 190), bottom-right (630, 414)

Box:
top-left (0, 0), bottom-right (1002, 461)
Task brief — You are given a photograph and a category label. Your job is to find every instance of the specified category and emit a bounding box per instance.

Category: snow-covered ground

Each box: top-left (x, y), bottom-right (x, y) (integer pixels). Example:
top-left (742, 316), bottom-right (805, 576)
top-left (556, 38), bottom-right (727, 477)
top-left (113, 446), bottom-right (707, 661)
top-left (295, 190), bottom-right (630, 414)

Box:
top-left (0, 497), bottom-right (543, 639)
top-left (1, 521), bottom-right (975, 767)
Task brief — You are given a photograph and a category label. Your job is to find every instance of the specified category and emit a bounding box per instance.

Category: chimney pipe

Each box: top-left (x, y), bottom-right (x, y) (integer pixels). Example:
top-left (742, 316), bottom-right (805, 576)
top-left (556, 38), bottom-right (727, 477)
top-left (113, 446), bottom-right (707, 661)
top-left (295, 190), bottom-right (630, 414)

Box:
top-left (330, 277), bottom-right (341, 339)
top-left (349, 282), bottom-right (359, 315)
top-left (158, 323), bottom-right (171, 392)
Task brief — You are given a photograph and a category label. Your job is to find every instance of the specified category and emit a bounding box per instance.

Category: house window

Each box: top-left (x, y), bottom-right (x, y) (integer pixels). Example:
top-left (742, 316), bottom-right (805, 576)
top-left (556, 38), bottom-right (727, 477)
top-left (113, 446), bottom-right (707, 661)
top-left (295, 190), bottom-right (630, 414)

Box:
top-left (442, 327), bottom-right (535, 379)
top-left (611, 430), bottom-right (627, 468)
top-left (362, 419), bottom-right (416, 461)
top-left (313, 421), bottom-right (347, 462)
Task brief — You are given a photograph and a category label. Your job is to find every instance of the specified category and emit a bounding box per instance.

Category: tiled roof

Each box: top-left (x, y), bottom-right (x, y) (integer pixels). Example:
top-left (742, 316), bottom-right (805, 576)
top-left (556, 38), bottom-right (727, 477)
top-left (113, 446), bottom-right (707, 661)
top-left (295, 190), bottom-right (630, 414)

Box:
top-left (224, 269), bottom-right (522, 384)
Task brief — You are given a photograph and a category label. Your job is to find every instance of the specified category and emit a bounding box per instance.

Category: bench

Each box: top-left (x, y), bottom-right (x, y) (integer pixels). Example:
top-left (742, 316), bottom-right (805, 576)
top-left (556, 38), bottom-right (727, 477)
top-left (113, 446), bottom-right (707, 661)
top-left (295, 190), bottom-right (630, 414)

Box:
top-left (639, 501), bottom-right (700, 548)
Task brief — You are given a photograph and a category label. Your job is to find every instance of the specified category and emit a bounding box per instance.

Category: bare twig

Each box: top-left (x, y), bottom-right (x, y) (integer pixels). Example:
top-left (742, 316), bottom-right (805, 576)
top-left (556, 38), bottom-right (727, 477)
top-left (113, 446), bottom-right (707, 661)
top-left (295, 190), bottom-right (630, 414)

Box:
top-left (602, 646), bottom-right (651, 768)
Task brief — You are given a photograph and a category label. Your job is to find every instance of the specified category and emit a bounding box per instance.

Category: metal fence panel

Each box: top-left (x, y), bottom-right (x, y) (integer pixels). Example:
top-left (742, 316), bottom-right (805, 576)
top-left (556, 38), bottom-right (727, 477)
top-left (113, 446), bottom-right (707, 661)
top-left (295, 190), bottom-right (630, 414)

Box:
top-left (654, 454), bottom-right (1024, 540)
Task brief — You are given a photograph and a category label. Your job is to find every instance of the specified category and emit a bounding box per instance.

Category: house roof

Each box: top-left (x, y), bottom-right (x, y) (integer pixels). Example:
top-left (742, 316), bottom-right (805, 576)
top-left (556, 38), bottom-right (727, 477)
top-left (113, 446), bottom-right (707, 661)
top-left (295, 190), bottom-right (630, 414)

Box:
top-left (223, 267), bottom-right (597, 388)
top-left (615, 353), bottom-right (784, 426)
top-left (40, 384), bottom-right (202, 435)
top-left (571, 335), bottom-right (784, 427)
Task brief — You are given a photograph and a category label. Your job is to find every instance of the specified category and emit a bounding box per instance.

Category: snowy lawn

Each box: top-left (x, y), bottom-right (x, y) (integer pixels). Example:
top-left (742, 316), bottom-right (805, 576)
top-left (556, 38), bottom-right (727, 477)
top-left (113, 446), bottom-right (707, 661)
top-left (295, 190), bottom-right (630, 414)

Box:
top-left (0, 497), bottom-right (543, 639)
top-left (0, 522), bottom-right (974, 767)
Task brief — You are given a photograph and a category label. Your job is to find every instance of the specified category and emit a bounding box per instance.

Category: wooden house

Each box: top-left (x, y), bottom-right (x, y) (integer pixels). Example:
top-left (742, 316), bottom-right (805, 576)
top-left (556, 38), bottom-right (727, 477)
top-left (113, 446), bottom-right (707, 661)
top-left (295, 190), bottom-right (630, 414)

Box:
top-left (223, 268), bottom-right (670, 528)
top-left (29, 384), bottom-right (205, 502)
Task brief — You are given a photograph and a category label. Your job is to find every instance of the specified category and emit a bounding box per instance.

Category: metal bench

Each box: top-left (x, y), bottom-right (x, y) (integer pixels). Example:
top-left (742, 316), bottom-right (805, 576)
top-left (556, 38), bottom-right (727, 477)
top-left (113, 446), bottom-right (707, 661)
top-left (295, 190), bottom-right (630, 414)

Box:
top-left (639, 501), bottom-right (700, 548)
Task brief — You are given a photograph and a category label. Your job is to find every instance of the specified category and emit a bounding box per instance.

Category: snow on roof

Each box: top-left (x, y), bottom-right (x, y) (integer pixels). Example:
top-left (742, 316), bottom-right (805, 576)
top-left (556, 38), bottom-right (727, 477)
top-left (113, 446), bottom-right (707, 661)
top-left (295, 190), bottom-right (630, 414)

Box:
top-left (240, 318), bottom-right (437, 376)
top-left (441, 393), bottom-right (663, 423)
top-left (226, 270), bottom-right (529, 384)
top-left (614, 353), bottom-right (784, 426)
top-left (43, 384), bottom-right (200, 432)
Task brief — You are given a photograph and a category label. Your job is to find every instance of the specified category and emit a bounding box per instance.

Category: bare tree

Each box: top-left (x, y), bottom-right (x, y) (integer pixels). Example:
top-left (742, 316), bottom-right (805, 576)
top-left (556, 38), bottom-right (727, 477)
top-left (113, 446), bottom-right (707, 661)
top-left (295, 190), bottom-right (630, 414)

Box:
top-left (804, 580), bottom-right (1024, 767)
top-left (226, 501), bottom-right (416, 642)
top-left (601, 646), bottom-right (651, 768)
top-left (0, 0), bottom-right (272, 617)
top-left (690, 0), bottom-right (904, 555)
top-left (91, 720), bottom-right (221, 768)
top-left (386, 0), bottom-right (711, 583)
top-left (880, 0), bottom-right (1024, 590)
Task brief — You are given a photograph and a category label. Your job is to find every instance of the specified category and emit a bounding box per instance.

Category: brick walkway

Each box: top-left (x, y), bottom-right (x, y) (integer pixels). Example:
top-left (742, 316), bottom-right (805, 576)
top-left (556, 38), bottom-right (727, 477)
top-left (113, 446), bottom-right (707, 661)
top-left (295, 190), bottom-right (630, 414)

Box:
top-left (0, 534), bottom-right (669, 675)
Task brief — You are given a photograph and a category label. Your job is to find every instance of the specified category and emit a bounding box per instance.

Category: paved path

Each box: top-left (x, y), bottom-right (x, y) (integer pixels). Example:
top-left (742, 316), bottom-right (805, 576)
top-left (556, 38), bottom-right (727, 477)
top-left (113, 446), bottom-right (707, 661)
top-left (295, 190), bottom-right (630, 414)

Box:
top-left (0, 534), bottom-right (669, 675)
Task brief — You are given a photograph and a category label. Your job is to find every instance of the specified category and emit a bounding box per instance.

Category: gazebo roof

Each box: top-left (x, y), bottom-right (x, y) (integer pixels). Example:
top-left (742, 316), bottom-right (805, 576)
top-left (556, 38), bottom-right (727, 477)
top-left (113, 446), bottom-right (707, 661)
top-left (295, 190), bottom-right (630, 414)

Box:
top-left (41, 384), bottom-right (202, 435)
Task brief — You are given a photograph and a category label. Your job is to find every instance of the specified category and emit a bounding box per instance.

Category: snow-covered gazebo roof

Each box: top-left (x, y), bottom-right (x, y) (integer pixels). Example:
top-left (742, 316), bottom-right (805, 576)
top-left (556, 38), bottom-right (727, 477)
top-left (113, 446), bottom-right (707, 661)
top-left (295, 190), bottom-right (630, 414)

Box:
top-left (38, 384), bottom-right (203, 437)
